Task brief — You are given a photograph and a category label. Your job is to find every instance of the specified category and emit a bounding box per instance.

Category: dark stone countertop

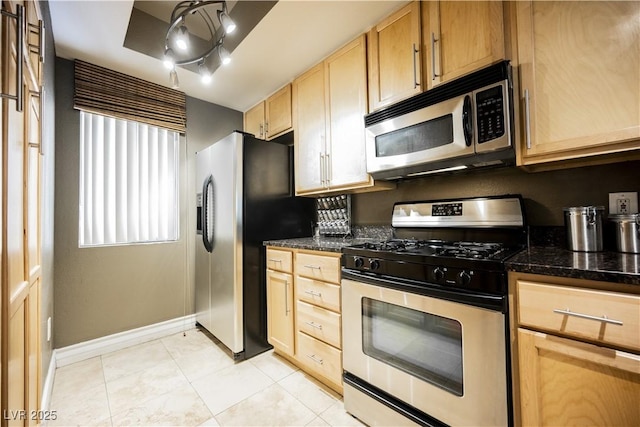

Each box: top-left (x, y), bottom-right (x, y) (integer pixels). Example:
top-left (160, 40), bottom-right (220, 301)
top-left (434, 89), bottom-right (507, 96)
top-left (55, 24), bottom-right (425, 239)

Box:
top-left (506, 246), bottom-right (640, 285)
top-left (266, 231), bottom-right (640, 286)
top-left (264, 236), bottom-right (374, 253)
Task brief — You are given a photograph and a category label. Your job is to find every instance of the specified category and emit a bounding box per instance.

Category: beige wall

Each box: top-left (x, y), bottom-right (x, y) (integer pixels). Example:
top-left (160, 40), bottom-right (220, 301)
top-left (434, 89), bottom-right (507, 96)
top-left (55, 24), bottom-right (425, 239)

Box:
top-left (54, 58), bottom-right (242, 347)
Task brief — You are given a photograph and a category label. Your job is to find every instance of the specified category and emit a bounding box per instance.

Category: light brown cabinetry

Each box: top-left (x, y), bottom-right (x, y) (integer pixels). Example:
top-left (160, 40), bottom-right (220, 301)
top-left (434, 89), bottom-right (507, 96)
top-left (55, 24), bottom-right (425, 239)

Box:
top-left (516, 1), bottom-right (640, 167)
top-left (244, 102), bottom-right (265, 139)
top-left (266, 248), bottom-right (295, 356)
top-left (424, 1), bottom-right (504, 89)
top-left (2, 0), bottom-right (44, 423)
top-left (367, 1), bottom-right (422, 111)
top-left (510, 273), bottom-right (640, 426)
top-left (294, 250), bottom-right (343, 392)
top-left (293, 63), bottom-right (326, 194)
top-left (243, 84), bottom-right (292, 140)
top-left (265, 246), bottom-right (344, 393)
top-left (293, 35), bottom-right (393, 196)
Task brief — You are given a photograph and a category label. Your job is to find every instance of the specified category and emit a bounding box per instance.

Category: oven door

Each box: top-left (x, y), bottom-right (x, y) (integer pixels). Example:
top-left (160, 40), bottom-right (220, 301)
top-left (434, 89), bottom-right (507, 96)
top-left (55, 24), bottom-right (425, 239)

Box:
top-left (342, 276), bottom-right (508, 427)
top-left (365, 93), bottom-right (474, 178)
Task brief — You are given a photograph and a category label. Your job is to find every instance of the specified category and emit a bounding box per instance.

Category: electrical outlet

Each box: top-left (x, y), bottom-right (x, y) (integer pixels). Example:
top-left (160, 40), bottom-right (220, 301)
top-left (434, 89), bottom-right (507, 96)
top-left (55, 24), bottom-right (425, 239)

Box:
top-left (609, 192), bottom-right (639, 214)
top-left (617, 198), bottom-right (630, 214)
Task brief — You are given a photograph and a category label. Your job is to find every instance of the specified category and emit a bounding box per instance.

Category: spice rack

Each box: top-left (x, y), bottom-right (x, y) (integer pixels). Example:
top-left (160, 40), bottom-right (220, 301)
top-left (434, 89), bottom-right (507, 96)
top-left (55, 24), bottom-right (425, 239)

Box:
top-left (317, 195), bottom-right (351, 236)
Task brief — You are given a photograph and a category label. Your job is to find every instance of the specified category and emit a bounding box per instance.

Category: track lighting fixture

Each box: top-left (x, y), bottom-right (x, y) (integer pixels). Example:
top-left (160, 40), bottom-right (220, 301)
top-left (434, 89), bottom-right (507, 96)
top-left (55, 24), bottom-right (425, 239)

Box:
top-left (163, 1), bottom-right (236, 89)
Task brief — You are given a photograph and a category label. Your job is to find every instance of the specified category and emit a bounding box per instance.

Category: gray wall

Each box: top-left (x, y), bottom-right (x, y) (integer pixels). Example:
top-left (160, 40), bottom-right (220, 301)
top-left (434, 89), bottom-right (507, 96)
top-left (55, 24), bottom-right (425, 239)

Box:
top-left (54, 57), bottom-right (242, 347)
top-left (352, 160), bottom-right (640, 226)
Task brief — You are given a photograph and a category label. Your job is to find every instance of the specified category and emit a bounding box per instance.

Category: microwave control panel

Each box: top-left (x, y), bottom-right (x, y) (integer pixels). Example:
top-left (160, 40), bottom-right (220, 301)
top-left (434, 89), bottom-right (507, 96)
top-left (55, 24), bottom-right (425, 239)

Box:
top-left (476, 85), bottom-right (505, 144)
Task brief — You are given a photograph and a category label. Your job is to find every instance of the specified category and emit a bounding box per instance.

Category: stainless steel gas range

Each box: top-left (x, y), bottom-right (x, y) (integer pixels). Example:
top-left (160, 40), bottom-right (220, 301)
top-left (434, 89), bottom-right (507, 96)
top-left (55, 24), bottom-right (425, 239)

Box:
top-left (341, 195), bottom-right (526, 427)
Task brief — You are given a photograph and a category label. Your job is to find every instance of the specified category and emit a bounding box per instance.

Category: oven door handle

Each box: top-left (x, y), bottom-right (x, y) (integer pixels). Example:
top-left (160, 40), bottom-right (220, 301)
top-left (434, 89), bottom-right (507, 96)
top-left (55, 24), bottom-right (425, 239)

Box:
top-left (341, 268), bottom-right (506, 312)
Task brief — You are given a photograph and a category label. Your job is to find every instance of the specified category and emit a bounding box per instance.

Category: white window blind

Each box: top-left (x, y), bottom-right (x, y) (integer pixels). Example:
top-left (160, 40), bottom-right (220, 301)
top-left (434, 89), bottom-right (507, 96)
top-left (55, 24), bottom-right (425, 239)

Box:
top-left (79, 111), bottom-right (179, 247)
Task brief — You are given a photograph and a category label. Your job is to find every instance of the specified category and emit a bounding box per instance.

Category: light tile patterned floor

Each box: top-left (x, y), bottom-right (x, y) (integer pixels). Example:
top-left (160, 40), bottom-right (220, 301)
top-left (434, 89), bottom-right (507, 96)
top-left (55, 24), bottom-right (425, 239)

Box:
top-left (47, 328), bottom-right (366, 426)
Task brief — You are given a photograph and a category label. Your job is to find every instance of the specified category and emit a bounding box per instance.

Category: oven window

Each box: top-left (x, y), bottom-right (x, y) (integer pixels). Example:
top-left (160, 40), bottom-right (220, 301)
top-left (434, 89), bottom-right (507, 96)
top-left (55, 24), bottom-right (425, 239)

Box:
top-left (362, 298), bottom-right (463, 396)
top-left (375, 114), bottom-right (453, 157)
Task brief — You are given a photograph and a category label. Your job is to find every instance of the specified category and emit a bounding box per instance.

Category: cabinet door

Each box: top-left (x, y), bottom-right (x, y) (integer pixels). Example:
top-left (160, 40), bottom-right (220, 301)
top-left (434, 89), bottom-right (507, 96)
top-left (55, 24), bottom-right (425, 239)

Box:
top-left (266, 270), bottom-right (295, 356)
top-left (518, 328), bottom-right (640, 426)
top-left (244, 101), bottom-right (265, 139)
top-left (517, 1), bottom-right (640, 164)
top-left (368, 1), bottom-right (422, 111)
top-left (293, 63), bottom-right (327, 194)
top-left (265, 84), bottom-right (292, 139)
top-left (325, 35), bottom-right (372, 190)
top-left (426, 1), bottom-right (504, 89)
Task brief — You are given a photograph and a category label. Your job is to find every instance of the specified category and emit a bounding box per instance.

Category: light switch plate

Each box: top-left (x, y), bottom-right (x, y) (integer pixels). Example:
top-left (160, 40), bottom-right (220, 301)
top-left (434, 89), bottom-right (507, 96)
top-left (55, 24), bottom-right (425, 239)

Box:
top-left (609, 192), bottom-right (638, 214)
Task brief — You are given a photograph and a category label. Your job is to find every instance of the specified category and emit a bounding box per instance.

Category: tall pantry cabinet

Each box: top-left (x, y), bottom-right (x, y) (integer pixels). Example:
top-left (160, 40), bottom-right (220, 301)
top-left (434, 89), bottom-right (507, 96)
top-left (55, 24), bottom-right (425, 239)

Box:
top-left (2, 0), bottom-right (45, 424)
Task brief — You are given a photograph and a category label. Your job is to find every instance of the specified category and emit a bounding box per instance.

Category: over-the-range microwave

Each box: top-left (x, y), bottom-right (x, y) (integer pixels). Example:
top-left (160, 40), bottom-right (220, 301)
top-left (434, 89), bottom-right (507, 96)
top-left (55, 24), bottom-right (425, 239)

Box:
top-left (365, 60), bottom-right (515, 180)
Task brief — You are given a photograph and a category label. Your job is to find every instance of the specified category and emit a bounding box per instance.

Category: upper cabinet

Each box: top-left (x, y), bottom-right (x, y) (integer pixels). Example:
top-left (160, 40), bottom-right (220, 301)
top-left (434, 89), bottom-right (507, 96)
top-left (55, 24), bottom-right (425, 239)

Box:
top-left (293, 63), bottom-right (326, 194)
top-left (244, 102), bottom-right (266, 139)
top-left (294, 35), bottom-right (394, 196)
top-left (367, 1), bottom-right (422, 111)
top-left (424, 1), bottom-right (505, 89)
top-left (516, 1), bottom-right (640, 166)
top-left (265, 84), bottom-right (293, 138)
top-left (324, 36), bottom-right (372, 190)
top-left (244, 84), bottom-right (292, 140)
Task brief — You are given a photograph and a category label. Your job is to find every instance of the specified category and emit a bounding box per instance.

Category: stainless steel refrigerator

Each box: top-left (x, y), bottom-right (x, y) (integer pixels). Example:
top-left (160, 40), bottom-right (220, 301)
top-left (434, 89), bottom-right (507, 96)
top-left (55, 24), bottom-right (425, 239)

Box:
top-left (195, 131), bottom-right (315, 360)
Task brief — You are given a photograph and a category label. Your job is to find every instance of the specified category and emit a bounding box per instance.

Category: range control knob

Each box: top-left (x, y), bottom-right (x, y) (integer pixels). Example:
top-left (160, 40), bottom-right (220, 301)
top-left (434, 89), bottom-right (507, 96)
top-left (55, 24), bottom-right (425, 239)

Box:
top-left (433, 267), bottom-right (445, 281)
top-left (353, 257), bottom-right (364, 268)
top-left (457, 270), bottom-right (472, 286)
top-left (369, 259), bottom-right (381, 271)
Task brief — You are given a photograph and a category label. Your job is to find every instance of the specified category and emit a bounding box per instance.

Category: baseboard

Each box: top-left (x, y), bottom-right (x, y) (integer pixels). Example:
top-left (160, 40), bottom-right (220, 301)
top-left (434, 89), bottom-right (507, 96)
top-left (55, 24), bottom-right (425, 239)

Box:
top-left (40, 349), bottom-right (58, 411)
top-left (55, 314), bottom-right (196, 368)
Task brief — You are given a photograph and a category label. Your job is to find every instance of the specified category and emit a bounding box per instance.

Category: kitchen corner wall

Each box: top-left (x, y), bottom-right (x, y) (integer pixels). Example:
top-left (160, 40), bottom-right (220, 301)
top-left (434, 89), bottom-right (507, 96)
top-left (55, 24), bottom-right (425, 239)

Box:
top-left (352, 160), bottom-right (640, 226)
top-left (54, 57), bottom-right (242, 347)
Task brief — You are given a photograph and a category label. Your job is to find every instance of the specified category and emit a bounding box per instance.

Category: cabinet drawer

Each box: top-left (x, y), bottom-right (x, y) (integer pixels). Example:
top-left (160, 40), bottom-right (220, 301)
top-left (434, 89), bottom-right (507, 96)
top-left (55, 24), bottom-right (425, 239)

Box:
top-left (297, 331), bottom-right (342, 386)
top-left (295, 252), bottom-right (341, 284)
top-left (296, 276), bottom-right (341, 312)
top-left (266, 248), bottom-right (293, 273)
top-left (297, 301), bottom-right (341, 349)
top-left (518, 280), bottom-right (640, 352)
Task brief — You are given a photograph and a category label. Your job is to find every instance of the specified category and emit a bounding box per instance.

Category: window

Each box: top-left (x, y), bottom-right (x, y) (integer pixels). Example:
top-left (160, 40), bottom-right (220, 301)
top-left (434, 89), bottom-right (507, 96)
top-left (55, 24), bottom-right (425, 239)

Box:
top-left (79, 111), bottom-right (179, 247)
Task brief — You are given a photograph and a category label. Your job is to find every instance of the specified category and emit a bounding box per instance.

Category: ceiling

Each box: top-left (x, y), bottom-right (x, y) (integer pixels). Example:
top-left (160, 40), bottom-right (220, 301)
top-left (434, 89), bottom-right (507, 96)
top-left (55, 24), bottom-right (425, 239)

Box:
top-left (48, 0), bottom-right (402, 113)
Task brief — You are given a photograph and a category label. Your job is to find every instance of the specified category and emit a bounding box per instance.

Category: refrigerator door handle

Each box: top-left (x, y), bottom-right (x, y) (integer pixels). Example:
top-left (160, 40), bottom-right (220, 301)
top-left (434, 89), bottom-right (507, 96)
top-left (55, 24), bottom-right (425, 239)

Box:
top-left (202, 174), bottom-right (214, 253)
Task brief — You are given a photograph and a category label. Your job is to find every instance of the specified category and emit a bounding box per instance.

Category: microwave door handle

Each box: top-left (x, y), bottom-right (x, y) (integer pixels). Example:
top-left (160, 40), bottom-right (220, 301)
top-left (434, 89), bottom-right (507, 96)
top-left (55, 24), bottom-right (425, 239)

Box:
top-left (462, 95), bottom-right (473, 147)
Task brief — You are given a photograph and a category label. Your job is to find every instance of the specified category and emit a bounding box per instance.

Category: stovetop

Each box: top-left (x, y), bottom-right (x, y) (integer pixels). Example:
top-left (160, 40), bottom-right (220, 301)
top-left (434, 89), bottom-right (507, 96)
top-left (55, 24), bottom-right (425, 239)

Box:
top-left (341, 196), bottom-right (527, 295)
top-left (349, 239), bottom-right (522, 261)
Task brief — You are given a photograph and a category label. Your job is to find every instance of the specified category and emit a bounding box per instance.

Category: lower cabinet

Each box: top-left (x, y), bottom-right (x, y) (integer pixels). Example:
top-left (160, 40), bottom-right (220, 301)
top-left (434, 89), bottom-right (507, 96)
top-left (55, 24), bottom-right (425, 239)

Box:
top-left (510, 272), bottom-right (640, 426)
top-left (265, 246), bottom-right (343, 394)
top-left (517, 328), bottom-right (639, 426)
top-left (266, 269), bottom-right (295, 356)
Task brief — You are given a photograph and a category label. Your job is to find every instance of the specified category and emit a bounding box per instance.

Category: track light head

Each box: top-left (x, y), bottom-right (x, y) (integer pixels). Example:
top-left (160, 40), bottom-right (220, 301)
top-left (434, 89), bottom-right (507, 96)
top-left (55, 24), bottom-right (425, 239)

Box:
top-left (163, 1), bottom-right (236, 88)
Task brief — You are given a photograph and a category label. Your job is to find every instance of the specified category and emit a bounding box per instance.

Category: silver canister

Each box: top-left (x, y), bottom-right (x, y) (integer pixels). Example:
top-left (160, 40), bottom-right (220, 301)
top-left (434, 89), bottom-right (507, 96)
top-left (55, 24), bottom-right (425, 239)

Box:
top-left (608, 214), bottom-right (640, 254)
top-left (563, 206), bottom-right (604, 252)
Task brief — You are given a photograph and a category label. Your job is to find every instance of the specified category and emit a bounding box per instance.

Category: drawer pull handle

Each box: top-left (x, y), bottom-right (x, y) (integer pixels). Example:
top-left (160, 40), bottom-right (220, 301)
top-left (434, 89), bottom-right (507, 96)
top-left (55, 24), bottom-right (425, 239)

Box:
top-left (304, 289), bottom-right (322, 297)
top-left (305, 321), bottom-right (323, 330)
top-left (304, 265), bottom-right (322, 270)
top-left (553, 308), bottom-right (623, 326)
top-left (268, 259), bottom-right (283, 263)
top-left (306, 354), bottom-right (324, 365)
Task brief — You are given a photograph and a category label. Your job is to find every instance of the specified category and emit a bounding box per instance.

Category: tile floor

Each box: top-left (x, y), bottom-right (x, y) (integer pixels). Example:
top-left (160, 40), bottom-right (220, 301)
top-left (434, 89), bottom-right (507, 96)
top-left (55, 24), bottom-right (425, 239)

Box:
top-left (48, 328), bottom-right (366, 427)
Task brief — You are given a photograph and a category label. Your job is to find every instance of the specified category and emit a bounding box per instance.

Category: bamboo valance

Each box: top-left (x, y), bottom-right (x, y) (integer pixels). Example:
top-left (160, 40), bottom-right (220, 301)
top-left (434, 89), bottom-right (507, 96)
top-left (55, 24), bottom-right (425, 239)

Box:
top-left (74, 60), bottom-right (187, 133)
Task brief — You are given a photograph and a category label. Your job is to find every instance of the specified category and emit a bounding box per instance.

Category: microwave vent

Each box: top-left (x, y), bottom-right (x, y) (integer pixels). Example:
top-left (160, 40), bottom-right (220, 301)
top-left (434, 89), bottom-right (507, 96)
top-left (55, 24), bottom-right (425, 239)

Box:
top-left (365, 60), bottom-right (511, 127)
